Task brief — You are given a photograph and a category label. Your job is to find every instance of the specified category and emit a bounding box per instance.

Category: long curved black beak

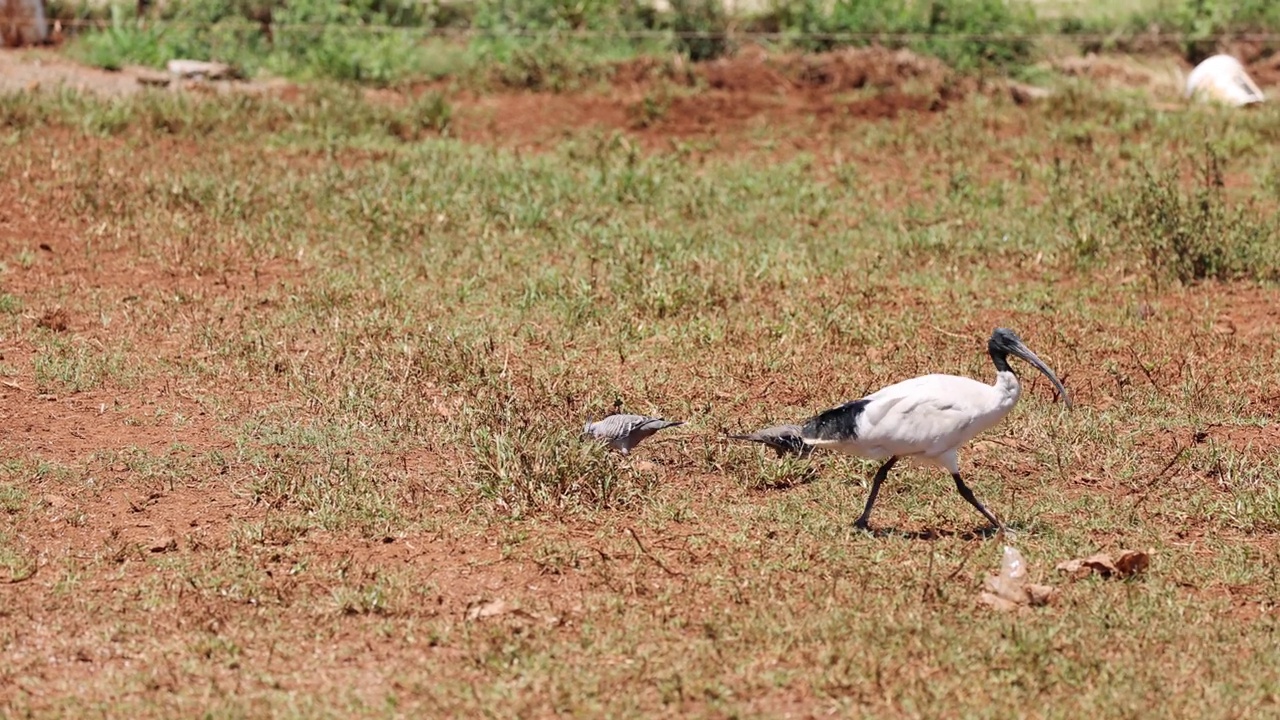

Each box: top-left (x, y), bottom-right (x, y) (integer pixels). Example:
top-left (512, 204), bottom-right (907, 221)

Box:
top-left (1010, 341), bottom-right (1072, 409)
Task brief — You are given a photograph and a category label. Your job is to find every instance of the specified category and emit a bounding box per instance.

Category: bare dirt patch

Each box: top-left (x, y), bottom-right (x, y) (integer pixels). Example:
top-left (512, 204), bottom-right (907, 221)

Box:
top-left (0, 382), bottom-right (221, 460)
top-left (422, 46), bottom-right (958, 152)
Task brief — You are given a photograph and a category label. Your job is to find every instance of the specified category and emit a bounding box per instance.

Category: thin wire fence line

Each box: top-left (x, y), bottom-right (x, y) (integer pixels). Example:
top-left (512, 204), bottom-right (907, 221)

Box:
top-left (39, 18), bottom-right (1280, 43)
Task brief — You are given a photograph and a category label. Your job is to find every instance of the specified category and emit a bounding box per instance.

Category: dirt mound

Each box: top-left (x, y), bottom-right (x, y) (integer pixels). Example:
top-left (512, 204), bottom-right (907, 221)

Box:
top-left (1248, 52), bottom-right (1280, 88)
top-left (781, 46), bottom-right (952, 92)
top-left (699, 47), bottom-right (792, 92)
top-left (1056, 54), bottom-right (1161, 87)
top-left (699, 45), bottom-right (952, 94)
top-left (1053, 53), bottom-right (1185, 98)
top-left (611, 54), bottom-right (694, 88)
top-left (659, 93), bottom-right (778, 133)
top-left (846, 90), bottom-right (946, 119)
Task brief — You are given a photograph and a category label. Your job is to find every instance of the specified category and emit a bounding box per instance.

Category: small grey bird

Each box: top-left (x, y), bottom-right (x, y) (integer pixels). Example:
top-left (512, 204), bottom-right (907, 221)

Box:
top-left (583, 414), bottom-right (684, 455)
top-left (728, 424), bottom-right (813, 459)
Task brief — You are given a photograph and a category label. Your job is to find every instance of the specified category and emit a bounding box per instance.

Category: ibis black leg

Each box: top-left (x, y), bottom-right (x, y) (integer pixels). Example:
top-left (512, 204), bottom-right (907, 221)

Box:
top-left (854, 457), bottom-right (898, 529)
top-left (951, 473), bottom-right (1002, 529)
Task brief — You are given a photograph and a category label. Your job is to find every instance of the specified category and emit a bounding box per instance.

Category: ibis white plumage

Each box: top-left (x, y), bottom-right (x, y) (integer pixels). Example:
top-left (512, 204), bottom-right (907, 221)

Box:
top-left (1185, 55), bottom-right (1265, 107)
top-left (800, 328), bottom-right (1071, 531)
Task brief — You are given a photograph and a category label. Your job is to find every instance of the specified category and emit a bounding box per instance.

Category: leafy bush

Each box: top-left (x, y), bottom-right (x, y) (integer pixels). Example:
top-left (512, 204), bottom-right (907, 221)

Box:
top-left (750, 0), bottom-right (1037, 70)
top-left (67, 0), bottom-right (1050, 82)
top-left (480, 37), bottom-right (613, 91)
top-left (667, 0), bottom-right (731, 62)
top-left (73, 0), bottom-right (1280, 84)
top-left (71, 0), bottom-right (453, 84)
top-left (1110, 146), bottom-right (1280, 284)
top-left (1052, 0), bottom-right (1280, 60)
top-left (1172, 0), bottom-right (1280, 61)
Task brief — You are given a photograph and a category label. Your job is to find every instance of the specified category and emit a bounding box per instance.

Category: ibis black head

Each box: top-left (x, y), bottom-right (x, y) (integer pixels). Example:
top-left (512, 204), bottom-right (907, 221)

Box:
top-left (988, 328), bottom-right (1072, 408)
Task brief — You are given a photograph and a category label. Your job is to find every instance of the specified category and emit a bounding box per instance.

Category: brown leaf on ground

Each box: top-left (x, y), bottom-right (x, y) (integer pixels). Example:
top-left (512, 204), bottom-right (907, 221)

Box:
top-left (978, 592), bottom-right (1023, 612)
top-left (1056, 550), bottom-right (1151, 580)
top-left (41, 494), bottom-right (69, 508)
top-left (466, 598), bottom-right (560, 625)
top-left (148, 537), bottom-right (178, 553)
top-left (467, 598), bottom-right (512, 620)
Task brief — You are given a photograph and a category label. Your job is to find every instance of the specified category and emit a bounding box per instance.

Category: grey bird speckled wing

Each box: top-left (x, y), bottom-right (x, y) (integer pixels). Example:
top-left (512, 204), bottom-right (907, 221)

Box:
top-left (728, 424), bottom-right (812, 458)
top-left (584, 414), bottom-right (684, 455)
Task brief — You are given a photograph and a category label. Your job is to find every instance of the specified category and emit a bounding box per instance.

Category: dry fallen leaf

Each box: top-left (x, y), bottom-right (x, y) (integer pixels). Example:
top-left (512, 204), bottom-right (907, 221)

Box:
top-left (41, 494), bottom-right (69, 509)
top-left (467, 598), bottom-right (511, 621)
top-left (1113, 550), bottom-right (1150, 577)
top-left (979, 546), bottom-right (1056, 612)
top-left (978, 592), bottom-right (1023, 612)
top-left (1056, 549), bottom-right (1150, 580)
top-left (466, 598), bottom-right (560, 625)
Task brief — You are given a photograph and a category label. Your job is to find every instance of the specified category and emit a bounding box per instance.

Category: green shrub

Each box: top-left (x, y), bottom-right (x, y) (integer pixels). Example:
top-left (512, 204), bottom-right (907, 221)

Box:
top-left (1052, 0), bottom-right (1280, 60)
top-left (1111, 146), bottom-right (1280, 284)
top-left (667, 0), bottom-right (731, 62)
top-left (752, 0), bottom-right (1037, 70)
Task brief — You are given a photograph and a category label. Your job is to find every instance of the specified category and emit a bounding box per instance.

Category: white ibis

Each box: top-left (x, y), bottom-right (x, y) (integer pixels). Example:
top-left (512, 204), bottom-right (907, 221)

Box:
top-left (728, 424), bottom-right (813, 459)
top-left (801, 328), bottom-right (1071, 531)
top-left (584, 414), bottom-right (684, 455)
top-left (1185, 55), bottom-right (1265, 107)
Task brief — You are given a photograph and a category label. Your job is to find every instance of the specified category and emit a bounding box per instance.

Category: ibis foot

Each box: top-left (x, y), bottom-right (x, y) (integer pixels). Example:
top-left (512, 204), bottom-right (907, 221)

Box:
top-left (851, 457), bottom-right (898, 533)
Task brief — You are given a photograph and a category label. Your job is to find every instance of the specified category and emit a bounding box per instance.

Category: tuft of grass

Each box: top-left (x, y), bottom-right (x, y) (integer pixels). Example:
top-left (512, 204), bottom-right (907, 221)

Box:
top-left (32, 338), bottom-right (135, 394)
top-left (0, 485), bottom-right (28, 514)
top-left (469, 428), bottom-right (649, 516)
top-left (0, 531), bottom-right (36, 582)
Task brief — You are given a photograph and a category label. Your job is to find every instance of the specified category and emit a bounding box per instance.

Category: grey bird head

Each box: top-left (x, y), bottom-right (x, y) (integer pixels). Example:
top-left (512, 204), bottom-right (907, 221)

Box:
top-left (728, 424), bottom-right (813, 459)
top-left (584, 413), bottom-right (684, 455)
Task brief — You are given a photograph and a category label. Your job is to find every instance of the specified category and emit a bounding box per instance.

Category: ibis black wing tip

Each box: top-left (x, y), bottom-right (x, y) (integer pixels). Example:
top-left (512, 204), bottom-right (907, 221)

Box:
top-left (802, 399), bottom-right (870, 442)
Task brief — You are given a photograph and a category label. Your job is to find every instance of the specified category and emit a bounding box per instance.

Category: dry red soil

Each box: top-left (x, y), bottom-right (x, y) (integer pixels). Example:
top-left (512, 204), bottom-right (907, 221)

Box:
top-left (446, 46), bottom-right (961, 153)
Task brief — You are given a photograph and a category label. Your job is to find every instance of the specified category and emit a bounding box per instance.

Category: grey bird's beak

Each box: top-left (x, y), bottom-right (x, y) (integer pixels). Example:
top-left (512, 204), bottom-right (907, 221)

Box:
top-left (1010, 341), bottom-right (1072, 409)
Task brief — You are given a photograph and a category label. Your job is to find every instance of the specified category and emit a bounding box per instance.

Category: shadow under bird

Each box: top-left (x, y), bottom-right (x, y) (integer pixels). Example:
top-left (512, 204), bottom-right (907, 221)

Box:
top-left (728, 424), bottom-right (813, 459)
top-left (800, 328), bottom-right (1072, 531)
top-left (584, 414), bottom-right (684, 455)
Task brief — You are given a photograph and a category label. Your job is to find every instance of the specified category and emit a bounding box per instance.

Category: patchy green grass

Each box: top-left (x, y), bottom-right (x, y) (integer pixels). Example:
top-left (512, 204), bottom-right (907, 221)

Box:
top-left (1, 78), bottom-right (1280, 716)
